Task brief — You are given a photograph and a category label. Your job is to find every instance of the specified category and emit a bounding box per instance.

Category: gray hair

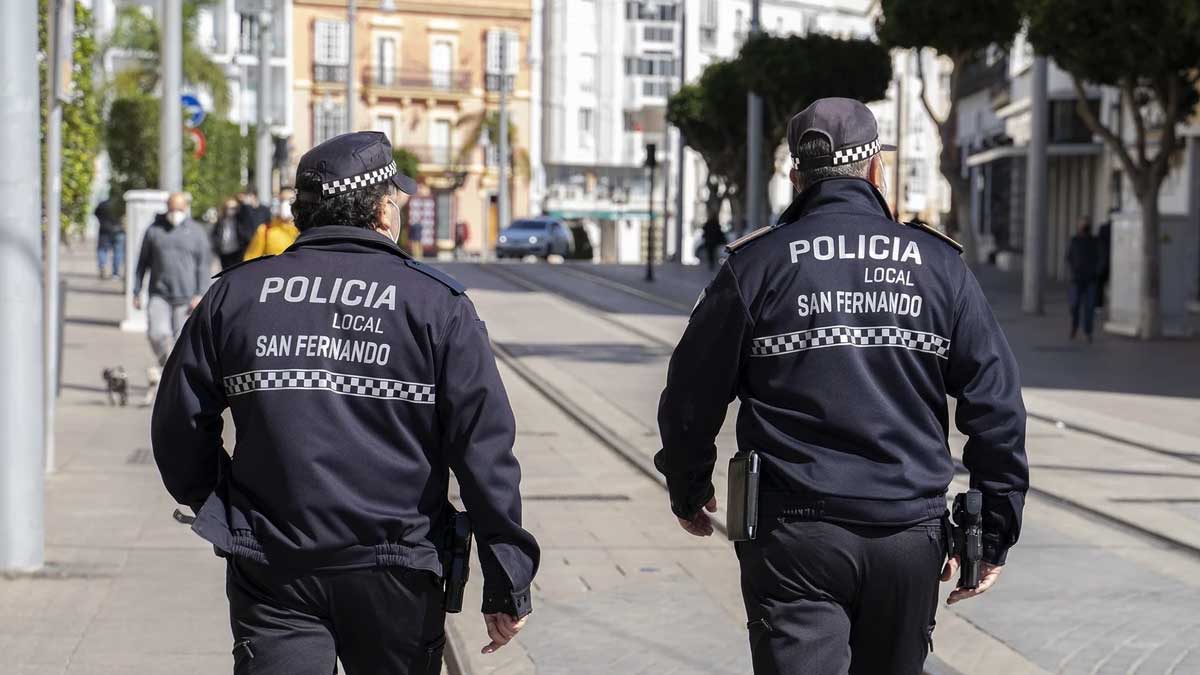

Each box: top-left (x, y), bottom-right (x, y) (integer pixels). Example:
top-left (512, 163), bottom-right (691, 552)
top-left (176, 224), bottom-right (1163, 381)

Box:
top-left (792, 132), bottom-right (871, 191)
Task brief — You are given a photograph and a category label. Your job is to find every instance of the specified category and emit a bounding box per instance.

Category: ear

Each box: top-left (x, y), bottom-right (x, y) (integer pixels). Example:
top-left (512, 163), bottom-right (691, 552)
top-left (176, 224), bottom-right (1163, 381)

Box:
top-left (868, 155), bottom-right (884, 186)
top-left (789, 168), bottom-right (802, 192)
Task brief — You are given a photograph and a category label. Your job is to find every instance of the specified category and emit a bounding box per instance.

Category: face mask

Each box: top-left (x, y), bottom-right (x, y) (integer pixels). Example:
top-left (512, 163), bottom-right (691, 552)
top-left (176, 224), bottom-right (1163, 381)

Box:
top-left (385, 199), bottom-right (402, 244)
top-left (167, 210), bottom-right (186, 226)
top-left (278, 202), bottom-right (293, 221)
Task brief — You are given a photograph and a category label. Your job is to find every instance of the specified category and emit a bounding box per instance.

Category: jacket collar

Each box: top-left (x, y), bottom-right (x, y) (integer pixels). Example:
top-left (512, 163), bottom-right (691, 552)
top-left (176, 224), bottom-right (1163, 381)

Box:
top-left (287, 225), bottom-right (412, 258)
top-left (776, 177), bottom-right (894, 226)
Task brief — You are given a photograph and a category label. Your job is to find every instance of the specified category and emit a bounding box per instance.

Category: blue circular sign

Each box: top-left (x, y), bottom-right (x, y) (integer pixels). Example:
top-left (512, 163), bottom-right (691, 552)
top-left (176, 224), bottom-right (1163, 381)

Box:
top-left (181, 94), bottom-right (206, 128)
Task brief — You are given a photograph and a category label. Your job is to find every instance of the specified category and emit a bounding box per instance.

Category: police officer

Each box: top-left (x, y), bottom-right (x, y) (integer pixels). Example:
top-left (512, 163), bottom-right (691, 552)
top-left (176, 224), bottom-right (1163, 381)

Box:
top-left (656, 99), bottom-right (1028, 674)
top-left (151, 131), bottom-right (539, 674)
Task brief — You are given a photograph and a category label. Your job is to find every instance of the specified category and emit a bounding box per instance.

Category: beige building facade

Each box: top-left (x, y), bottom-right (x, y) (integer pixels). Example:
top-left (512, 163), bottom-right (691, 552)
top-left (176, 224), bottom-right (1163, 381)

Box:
top-left (292, 0), bottom-right (533, 254)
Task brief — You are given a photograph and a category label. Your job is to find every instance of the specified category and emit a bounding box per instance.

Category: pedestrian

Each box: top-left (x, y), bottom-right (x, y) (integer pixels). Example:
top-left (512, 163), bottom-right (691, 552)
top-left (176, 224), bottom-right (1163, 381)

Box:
top-left (132, 192), bottom-right (211, 367)
top-left (94, 194), bottom-right (125, 279)
top-left (242, 187), bottom-right (301, 260)
top-left (150, 131), bottom-right (539, 673)
top-left (701, 216), bottom-right (725, 270)
top-left (410, 220), bottom-right (424, 259)
top-left (1066, 216), bottom-right (1101, 341)
top-left (453, 219), bottom-right (470, 259)
top-left (212, 198), bottom-right (243, 269)
top-left (656, 98), bottom-right (1029, 675)
top-left (236, 186), bottom-right (271, 253)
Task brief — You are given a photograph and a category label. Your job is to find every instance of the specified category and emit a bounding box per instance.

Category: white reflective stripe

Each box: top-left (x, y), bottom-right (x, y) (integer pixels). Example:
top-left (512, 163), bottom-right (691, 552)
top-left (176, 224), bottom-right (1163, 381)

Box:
top-left (750, 325), bottom-right (950, 360)
top-left (321, 160), bottom-right (398, 196)
top-left (223, 368), bottom-right (435, 403)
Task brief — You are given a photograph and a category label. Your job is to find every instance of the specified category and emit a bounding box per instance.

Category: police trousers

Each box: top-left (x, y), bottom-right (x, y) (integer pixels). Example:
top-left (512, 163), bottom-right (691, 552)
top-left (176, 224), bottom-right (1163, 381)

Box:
top-left (737, 517), bottom-right (945, 675)
top-left (226, 558), bottom-right (447, 675)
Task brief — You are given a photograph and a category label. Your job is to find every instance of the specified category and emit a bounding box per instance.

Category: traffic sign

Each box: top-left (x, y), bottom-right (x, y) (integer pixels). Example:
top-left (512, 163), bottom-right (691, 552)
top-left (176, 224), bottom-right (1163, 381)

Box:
top-left (188, 128), bottom-right (207, 159)
top-left (181, 94), bottom-right (205, 128)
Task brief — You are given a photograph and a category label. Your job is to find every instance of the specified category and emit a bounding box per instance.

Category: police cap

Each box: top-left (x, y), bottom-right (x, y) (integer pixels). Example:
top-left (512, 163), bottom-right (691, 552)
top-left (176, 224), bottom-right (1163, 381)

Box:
top-left (295, 131), bottom-right (418, 204)
top-left (788, 97), bottom-right (897, 171)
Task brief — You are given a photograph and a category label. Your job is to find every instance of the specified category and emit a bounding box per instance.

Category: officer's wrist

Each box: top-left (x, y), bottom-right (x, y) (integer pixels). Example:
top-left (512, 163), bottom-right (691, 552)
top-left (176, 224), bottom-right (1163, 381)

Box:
top-left (982, 538), bottom-right (1010, 566)
top-left (481, 584), bottom-right (532, 618)
top-left (669, 482), bottom-right (715, 520)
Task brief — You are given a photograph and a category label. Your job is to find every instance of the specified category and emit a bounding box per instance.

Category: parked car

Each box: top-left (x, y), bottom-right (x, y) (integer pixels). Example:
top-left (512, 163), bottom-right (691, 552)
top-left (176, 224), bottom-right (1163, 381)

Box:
top-left (496, 217), bottom-right (574, 259)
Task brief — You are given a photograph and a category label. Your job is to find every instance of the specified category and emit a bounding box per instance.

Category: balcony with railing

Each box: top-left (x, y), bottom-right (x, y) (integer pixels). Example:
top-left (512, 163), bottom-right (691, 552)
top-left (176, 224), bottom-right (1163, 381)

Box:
top-left (313, 63), bottom-right (349, 84)
top-left (404, 145), bottom-right (456, 167)
top-left (365, 68), bottom-right (473, 96)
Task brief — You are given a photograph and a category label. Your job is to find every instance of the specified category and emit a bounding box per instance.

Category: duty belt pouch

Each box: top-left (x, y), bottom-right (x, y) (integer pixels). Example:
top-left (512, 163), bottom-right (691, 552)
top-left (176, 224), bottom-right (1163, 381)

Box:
top-left (726, 451), bottom-right (761, 542)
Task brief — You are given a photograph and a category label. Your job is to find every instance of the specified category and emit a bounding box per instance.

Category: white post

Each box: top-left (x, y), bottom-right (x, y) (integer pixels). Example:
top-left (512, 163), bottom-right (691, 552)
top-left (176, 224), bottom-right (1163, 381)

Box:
top-left (498, 32), bottom-right (511, 235)
top-left (346, 0), bottom-right (356, 131)
top-left (745, 0), bottom-right (762, 233)
top-left (0, 0), bottom-right (45, 572)
top-left (159, 0), bottom-right (183, 191)
top-left (256, 0), bottom-right (273, 201)
top-left (1022, 56), bottom-right (1049, 314)
top-left (121, 190), bottom-right (170, 332)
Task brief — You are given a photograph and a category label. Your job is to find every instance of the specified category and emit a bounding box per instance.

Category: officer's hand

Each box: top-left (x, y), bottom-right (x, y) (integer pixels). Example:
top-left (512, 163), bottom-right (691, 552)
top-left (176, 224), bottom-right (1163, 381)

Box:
top-left (132, 296), bottom-right (142, 310)
top-left (481, 613), bottom-right (526, 654)
top-left (676, 496), bottom-right (718, 537)
top-left (942, 558), bottom-right (1004, 605)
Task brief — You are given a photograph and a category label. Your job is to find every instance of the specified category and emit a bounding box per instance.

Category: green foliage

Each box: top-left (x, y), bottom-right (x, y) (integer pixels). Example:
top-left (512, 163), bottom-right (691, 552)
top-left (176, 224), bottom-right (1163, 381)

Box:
top-left (105, 95), bottom-right (159, 199)
top-left (393, 148), bottom-right (420, 180)
top-left (184, 117), bottom-right (248, 216)
top-left (105, 0), bottom-right (230, 116)
top-left (1021, 0), bottom-right (1200, 120)
top-left (40, 0), bottom-right (102, 235)
top-left (455, 111), bottom-right (531, 177)
top-left (668, 34), bottom-right (891, 217)
top-left (875, 0), bottom-right (1021, 57)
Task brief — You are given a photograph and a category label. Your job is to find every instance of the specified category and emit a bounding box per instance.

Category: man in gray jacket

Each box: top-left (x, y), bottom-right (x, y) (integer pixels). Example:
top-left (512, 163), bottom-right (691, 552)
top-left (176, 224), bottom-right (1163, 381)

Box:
top-left (133, 192), bottom-right (211, 366)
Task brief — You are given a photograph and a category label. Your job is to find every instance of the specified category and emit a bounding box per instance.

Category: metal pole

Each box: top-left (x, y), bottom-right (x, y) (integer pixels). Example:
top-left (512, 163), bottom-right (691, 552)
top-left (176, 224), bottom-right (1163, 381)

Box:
top-left (159, 0), bottom-right (182, 191)
top-left (646, 144), bottom-right (657, 282)
top-left (745, 0), bottom-right (762, 233)
top-left (893, 67), bottom-right (903, 214)
top-left (43, 0), bottom-right (73, 475)
top-left (498, 32), bottom-right (511, 238)
top-left (256, 0), bottom-right (273, 201)
top-left (0, 0), bottom-right (45, 571)
top-left (1022, 56), bottom-right (1049, 314)
top-left (347, 0), bottom-right (356, 132)
top-left (673, 0), bottom-right (686, 261)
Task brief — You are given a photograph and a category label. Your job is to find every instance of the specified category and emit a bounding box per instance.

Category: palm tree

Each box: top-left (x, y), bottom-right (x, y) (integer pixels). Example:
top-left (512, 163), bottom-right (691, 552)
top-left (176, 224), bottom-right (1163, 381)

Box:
top-left (104, 0), bottom-right (230, 116)
top-left (454, 111), bottom-right (530, 178)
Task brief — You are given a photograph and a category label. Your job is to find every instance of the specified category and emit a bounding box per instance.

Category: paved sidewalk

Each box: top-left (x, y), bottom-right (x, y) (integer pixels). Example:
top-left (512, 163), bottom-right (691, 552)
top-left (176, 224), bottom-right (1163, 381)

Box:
top-left (0, 249), bottom-right (230, 673)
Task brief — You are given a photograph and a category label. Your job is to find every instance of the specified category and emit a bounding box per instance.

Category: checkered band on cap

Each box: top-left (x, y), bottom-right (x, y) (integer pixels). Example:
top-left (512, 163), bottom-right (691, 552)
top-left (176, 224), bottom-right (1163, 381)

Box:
top-left (321, 160), bottom-right (398, 197)
top-left (791, 138), bottom-right (881, 170)
top-left (750, 325), bottom-right (951, 360)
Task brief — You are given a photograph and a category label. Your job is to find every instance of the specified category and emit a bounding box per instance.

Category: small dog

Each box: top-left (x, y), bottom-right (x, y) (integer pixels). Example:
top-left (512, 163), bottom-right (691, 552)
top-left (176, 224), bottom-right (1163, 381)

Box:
top-left (102, 366), bottom-right (129, 406)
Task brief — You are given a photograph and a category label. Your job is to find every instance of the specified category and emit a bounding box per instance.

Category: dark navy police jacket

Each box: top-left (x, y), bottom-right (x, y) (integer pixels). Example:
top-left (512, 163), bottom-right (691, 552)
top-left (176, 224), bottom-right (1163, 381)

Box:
top-left (656, 178), bottom-right (1029, 564)
top-left (151, 225), bottom-right (540, 616)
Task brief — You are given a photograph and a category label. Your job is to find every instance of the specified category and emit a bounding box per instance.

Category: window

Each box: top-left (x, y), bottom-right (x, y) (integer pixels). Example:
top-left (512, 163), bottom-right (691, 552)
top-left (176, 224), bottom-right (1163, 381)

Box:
top-left (644, 26), bottom-right (674, 42)
top-left (699, 0), bottom-right (717, 47)
top-left (238, 13), bottom-right (259, 55)
top-left (625, 1), bottom-right (677, 21)
top-left (486, 29), bottom-right (519, 91)
top-left (624, 53), bottom-right (676, 77)
top-left (313, 100), bottom-right (346, 145)
top-left (623, 110), bottom-right (638, 132)
top-left (430, 119), bottom-right (452, 164)
top-left (376, 37), bottom-right (397, 86)
top-left (373, 114), bottom-right (395, 140)
top-left (580, 53), bottom-right (596, 93)
top-left (314, 20), bottom-right (349, 65)
top-left (580, 107), bottom-right (595, 144)
top-left (435, 192), bottom-right (454, 241)
top-left (642, 79), bottom-right (671, 97)
top-left (431, 40), bottom-right (453, 89)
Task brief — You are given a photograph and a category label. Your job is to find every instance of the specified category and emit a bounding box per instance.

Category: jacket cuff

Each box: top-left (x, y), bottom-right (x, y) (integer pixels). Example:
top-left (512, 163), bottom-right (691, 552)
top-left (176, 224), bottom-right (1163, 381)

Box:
top-left (482, 584), bottom-right (532, 618)
top-left (982, 535), bottom-right (1009, 566)
top-left (669, 481), bottom-right (715, 521)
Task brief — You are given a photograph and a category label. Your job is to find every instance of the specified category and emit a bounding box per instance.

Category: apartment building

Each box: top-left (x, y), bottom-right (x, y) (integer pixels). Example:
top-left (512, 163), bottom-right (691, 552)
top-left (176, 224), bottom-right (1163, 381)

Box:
top-left (291, 0), bottom-right (535, 255)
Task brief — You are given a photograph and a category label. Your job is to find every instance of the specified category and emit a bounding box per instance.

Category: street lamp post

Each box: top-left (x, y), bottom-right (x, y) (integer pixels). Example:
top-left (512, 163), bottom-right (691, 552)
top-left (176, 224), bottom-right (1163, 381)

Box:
top-left (347, 0), bottom-right (356, 132)
top-left (255, 0), bottom-right (273, 202)
top-left (745, 0), bottom-right (762, 234)
top-left (646, 143), bottom-right (658, 282)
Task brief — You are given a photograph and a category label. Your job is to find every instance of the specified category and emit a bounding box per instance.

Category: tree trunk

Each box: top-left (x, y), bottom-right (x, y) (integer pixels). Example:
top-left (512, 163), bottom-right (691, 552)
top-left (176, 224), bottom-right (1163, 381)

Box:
top-left (1137, 185), bottom-right (1163, 338)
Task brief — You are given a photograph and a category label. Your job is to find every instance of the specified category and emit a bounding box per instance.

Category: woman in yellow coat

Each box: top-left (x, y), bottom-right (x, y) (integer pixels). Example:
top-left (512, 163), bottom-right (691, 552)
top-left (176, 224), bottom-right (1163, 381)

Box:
top-left (243, 188), bottom-right (301, 260)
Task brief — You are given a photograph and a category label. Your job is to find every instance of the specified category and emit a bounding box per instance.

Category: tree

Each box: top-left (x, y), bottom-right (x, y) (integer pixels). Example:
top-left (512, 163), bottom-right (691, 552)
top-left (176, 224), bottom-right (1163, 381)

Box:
top-left (669, 34), bottom-right (891, 229)
top-left (39, 0), bottom-right (102, 236)
top-left (1021, 0), bottom-right (1200, 338)
top-left (876, 0), bottom-right (1022, 257)
top-left (393, 148), bottom-right (420, 181)
top-left (104, 0), bottom-right (230, 116)
top-left (453, 111), bottom-right (531, 178)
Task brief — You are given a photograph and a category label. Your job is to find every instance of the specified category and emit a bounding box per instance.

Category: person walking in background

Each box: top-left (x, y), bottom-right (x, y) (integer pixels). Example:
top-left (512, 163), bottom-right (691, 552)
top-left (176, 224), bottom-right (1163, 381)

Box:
top-left (132, 192), bottom-right (211, 367)
top-left (1066, 216), bottom-right (1101, 342)
top-left (453, 219), bottom-right (470, 259)
top-left (701, 216), bottom-right (725, 270)
top-left (242, 187), bottom-right (300, 260)
top-left (212, 198), bottom-right (243, 269)
top-left (236, 187), bottom-right (271, 254)
top-left (95, 194), bottom-right (125, 280)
